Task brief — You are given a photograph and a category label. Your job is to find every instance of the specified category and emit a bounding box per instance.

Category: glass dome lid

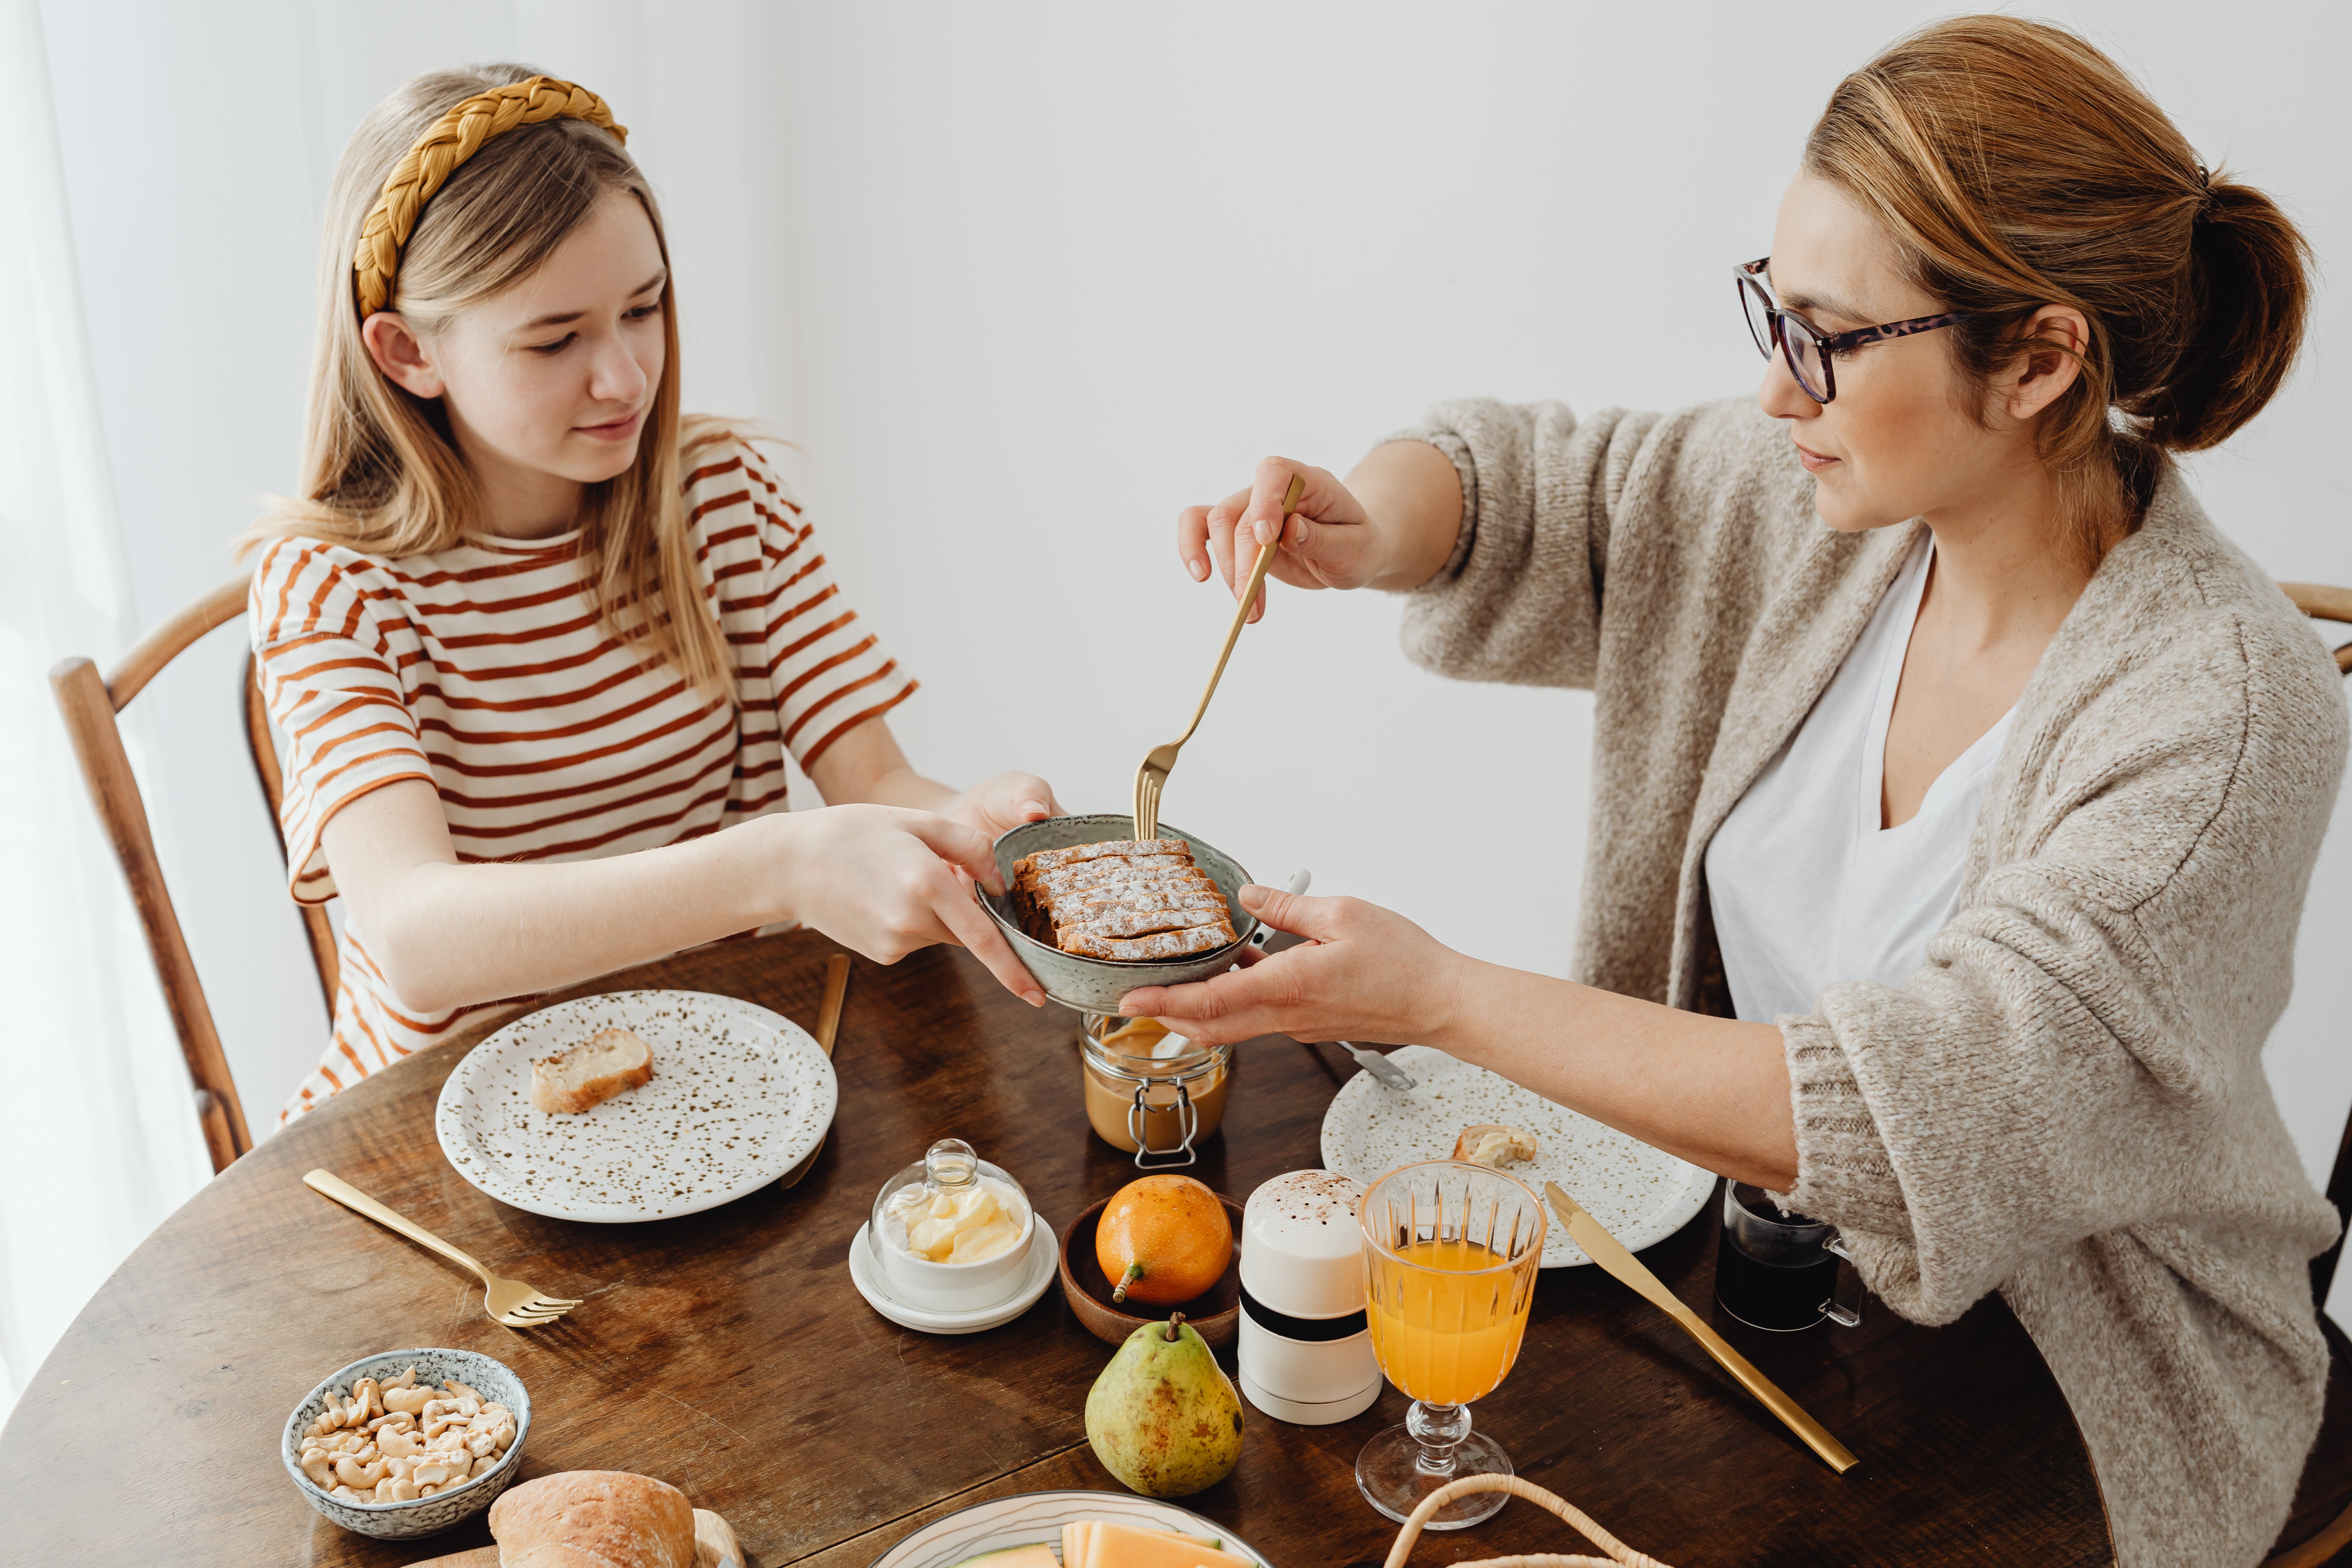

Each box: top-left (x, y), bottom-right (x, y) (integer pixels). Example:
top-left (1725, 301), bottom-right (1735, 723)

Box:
top-left (870, 1138), bottom-right (1031, 1269)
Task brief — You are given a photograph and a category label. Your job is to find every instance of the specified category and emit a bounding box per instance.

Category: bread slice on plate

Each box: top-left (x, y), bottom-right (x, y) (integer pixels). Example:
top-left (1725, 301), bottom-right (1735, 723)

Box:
top-left (531, 1027), bottom-right (655, 1114)
top-left (1453, 1123), bottom-right (1538, 1167)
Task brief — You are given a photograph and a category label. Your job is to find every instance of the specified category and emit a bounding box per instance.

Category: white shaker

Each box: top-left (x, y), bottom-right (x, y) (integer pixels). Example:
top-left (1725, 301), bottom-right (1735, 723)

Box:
top-left (1237, 1169), bottom-right (1381, 1425)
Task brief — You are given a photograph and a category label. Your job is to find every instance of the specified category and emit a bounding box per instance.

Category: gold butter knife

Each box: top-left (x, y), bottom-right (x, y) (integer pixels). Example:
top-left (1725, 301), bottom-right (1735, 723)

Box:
top-left (1544, 1180), bottom-right (1858, 1474)
top-left (778, 953), bottom-right (852, 1191)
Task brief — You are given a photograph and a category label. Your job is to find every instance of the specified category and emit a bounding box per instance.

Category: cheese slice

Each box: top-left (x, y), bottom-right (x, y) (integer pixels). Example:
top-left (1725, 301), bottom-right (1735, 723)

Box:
top-left (1082, 1520), bottom-right (1252, 1568)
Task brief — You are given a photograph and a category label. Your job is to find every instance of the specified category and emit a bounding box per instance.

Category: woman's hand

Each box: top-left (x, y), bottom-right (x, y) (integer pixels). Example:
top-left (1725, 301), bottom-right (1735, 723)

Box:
top-left (1114, 884), bottom-right (1468, 1047)
top-left (765, 805), bottom-right (1046, 1006)
top-left (1174, 443), bottom-right (1466, 622)
top-left (943, 770), bottom-right (1062, 844)
top-left (1177, 459), bottom-right (1384, 624)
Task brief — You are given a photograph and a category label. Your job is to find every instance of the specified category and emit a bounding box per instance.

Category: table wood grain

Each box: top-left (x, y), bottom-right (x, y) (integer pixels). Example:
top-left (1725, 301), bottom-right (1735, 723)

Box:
top-left (0, 929), bottom-right (2112, 1566)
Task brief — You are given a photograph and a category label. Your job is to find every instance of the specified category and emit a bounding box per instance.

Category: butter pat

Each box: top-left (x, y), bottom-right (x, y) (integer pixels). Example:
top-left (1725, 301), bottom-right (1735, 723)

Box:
top-left (883, 1176), bottom-right (1028, 1265)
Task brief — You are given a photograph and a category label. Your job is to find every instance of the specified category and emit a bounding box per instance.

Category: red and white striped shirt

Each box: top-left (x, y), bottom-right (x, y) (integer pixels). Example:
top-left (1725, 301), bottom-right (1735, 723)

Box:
top-left (250, 439), bottom-right (913, 1121)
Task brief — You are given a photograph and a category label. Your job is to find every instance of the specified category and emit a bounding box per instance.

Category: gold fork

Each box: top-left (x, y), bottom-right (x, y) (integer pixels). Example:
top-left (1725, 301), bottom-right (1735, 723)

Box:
top-left (1134, 472), bottom-right (1307, 840)
top-left (303, 1169), bottom-right (583, 1329)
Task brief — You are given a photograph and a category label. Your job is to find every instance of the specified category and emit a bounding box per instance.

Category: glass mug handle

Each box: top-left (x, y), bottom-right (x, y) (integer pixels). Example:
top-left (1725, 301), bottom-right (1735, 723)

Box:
top-left (1820, 1234), bottom-right (1861, 1328)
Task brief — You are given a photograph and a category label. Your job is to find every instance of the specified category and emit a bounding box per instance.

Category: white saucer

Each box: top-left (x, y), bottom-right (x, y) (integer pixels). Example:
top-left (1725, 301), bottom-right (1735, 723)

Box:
top-left (847, 1214), bottom-right (1058, 1334)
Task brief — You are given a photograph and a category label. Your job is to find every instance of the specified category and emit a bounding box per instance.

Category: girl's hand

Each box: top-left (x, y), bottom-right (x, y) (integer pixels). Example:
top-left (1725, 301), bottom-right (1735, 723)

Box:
top-left (1176, 458), bottom-right (1393, 623)
top-left (1115, 884), bottom-right (1468, 1047)
top-left (769, 804), bottom-right (1045, 1006)
top-left (944, 771), bottom-right (1062, 844)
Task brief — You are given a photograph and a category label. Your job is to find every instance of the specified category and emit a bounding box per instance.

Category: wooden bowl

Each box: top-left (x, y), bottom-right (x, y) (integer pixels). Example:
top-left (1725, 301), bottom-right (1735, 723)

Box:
top-left (1059, 1193), bottom-right (1243, 1352)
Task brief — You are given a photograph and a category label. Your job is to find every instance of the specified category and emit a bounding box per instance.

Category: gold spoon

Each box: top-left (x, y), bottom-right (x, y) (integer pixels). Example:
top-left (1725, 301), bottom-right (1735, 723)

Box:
top-left (1133, 472), bottom-right (1307, 840)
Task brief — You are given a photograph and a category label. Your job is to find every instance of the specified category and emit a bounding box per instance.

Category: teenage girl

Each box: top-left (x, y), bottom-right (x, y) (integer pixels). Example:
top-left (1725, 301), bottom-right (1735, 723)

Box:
top-left (247, 68), bottom-right (1056, 1121)
top-left (1144, 19), bottom-right (2338, 1568)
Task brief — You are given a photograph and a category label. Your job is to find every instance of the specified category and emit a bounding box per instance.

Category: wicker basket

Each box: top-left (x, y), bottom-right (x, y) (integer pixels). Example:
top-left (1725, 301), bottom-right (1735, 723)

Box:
top-left (1381, 1475), bottom-right (1675, 1568)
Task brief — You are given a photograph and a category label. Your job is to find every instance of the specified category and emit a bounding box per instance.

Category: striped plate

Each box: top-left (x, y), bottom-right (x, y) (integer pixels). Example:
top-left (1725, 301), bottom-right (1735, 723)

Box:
top-left (867, 1490), bottom-right (1272, 1567)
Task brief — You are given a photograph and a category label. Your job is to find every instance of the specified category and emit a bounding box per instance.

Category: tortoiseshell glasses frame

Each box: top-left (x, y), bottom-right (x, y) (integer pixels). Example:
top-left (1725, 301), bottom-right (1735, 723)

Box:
top-left (1736, 257), bottom-right (1973, 405)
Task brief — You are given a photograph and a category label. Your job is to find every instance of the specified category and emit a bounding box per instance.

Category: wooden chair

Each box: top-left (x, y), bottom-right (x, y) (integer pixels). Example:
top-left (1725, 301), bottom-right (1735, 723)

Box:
top-left (2266, 583), bottom-right (2352, 1567)
top-left (49, 575), bottom-right (340, 1174)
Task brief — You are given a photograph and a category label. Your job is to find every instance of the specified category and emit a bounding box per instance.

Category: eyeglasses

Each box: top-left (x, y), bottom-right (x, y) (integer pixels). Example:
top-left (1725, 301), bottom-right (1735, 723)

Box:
top-left (1736, 257), bottom-right (1972, 405)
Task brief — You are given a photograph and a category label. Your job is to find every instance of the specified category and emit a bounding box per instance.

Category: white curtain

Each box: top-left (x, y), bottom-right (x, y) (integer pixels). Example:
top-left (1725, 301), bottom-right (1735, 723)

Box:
top-left (0, 0), bottom-right (793, 1423)
top-left (0, 0), bottom-right (212, 1420)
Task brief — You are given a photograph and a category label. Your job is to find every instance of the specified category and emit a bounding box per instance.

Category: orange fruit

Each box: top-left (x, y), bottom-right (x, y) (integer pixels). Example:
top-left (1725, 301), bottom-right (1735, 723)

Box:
top-left (1095, 1175), bottom-right (1233, 1307)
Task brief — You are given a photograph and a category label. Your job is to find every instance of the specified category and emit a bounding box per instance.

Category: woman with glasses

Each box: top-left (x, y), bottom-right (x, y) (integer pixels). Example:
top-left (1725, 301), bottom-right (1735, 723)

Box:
top-left (1133, 18), bottom-right (2337, 1568)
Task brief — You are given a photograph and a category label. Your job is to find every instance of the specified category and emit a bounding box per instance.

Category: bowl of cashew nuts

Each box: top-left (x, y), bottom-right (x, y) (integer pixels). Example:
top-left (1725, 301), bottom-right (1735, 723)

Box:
top-left (280, 1348), bottom-right (532, 1539)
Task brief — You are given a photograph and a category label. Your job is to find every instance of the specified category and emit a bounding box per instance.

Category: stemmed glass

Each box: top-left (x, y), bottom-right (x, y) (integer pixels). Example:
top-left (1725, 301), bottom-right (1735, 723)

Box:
top-left (1354, 1159), bottom-right (1546, 1529)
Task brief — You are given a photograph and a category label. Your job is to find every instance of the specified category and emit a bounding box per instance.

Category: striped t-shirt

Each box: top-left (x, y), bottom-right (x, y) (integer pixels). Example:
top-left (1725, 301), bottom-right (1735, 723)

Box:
top-left (250, 438), bottom-right (914, 1121)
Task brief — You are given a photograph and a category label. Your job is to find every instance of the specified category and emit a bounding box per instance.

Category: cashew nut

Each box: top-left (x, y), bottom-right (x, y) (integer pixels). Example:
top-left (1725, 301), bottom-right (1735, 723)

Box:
top-left (299, 1448), bottom-right (335, 1489)
top-left (383, 1385), bottom-right (433, 1416)
top-left (335, 1454), bottom-right (388, 1489)
top-left (389, 1364), bottom-right (418, 1389)
top-left (351, 1378), bottom-right (382, 1422)
top-left (377, 1426), bottom-right (424, 1458)
top-left (442, 1378), bottom-right (484, 1404)
top-left (409, 1456), bottom-right (465, 1488)
top-left (464, 1407), bottom-right (516, 1458)
top-left (379, 1476), bottom-right (421, 1502)
top-left (329, 1485), bottom-right (365, 1503)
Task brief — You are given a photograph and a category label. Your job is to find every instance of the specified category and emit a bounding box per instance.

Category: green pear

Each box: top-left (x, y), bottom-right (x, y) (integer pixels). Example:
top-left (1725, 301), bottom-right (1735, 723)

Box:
top-left (1085, 1311), bottom-right (1245, 1498)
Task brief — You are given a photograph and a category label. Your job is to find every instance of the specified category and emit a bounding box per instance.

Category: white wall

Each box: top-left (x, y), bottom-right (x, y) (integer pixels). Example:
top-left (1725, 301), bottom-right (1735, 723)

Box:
top-left (36, 2), bottom-right (2352, 1296)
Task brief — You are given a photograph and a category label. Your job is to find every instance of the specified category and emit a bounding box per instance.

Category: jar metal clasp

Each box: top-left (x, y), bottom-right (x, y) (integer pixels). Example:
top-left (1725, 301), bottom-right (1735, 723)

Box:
top-left (1127, 1080), bottom-right (1198, 1169)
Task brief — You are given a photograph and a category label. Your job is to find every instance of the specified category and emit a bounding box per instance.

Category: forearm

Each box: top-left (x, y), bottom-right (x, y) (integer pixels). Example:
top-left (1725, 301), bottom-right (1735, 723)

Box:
top-left (1348, 439), bottom-right (1465, 592)
top-left (1426, 957), bottom-right (1800, 1190)
top-left (804, 713), bottom-right (956, 812)
top-left (359, 818), bottom-right (794, 1014)
top-left (849, 764), bottom-right (959, 814)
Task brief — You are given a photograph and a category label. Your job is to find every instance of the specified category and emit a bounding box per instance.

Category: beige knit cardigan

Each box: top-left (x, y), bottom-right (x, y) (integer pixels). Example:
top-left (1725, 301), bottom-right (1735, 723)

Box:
top-left (1393, 396), bottom-right (2347, 1568)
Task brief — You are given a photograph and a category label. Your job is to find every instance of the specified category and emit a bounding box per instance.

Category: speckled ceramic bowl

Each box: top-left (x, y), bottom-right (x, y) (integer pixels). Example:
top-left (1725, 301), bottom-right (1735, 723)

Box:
top-left (281, 1348), bottom-right (531, 1540)
top-left (976, 814), bottom-right (1256, 1014)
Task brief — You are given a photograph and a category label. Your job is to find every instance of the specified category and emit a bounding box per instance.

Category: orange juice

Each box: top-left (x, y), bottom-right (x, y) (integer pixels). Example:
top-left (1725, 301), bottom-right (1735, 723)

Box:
top-left (1364, 1238), bottom-right (1534, 1406)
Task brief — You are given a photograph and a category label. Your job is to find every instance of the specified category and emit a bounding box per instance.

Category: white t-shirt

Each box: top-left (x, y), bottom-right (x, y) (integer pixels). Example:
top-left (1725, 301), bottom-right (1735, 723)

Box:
top-left (1704, 534), bottom-right (2014, 1024)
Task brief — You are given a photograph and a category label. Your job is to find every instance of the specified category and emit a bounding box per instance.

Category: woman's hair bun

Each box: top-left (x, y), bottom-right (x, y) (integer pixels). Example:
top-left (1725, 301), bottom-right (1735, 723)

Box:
top-left (2130, 175), bottom-right (2312, 453)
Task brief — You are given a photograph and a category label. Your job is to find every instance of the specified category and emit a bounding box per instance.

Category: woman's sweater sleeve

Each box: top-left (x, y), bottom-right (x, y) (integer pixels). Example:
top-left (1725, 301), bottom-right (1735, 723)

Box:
top-left (1390, 399), bottom-right (1661, 691)
top-left (1782, 587), bottom-right (2350, 1326)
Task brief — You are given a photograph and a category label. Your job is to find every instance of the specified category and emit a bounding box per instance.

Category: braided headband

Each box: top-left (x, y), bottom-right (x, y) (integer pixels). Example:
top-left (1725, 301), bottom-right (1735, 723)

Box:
top-left (353, 74), bottom-right (627, 318)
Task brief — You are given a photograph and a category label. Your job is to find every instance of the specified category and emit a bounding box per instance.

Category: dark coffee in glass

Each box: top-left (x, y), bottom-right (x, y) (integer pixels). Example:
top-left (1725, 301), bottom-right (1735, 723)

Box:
top-left (1714, 1182), bottom-right (1857, 1333)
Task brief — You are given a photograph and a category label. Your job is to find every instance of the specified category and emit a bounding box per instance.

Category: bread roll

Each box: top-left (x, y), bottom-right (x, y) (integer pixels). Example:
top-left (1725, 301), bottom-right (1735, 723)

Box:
top-left (488, 1471), bottom-right (696, 1568)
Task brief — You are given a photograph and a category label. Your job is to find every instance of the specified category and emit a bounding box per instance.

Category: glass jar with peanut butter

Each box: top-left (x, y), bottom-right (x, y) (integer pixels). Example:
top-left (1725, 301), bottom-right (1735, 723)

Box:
top-left (1079, 1016), bottom-right (1231, 1168)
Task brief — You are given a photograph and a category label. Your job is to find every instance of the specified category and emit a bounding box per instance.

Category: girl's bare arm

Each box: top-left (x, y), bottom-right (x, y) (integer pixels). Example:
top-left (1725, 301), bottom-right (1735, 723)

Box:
top-left (317, 715), bottom-right (1056, 1013)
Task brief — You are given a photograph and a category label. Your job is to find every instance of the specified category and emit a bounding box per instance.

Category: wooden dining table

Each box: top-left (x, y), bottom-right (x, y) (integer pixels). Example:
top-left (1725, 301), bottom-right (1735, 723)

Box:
top-left (0, 927), bottom-right (2111, 1566)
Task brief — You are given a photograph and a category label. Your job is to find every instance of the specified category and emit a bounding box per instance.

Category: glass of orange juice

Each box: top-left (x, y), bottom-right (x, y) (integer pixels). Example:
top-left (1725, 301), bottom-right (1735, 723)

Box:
top-left (1355, 1159), bottom-right (1546, 1528)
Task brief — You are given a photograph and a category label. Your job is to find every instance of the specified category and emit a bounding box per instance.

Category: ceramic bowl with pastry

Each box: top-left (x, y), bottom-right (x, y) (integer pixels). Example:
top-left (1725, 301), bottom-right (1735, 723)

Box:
top-left (281, 1347), bottom-right (531, 1539)
top-left (975, 815), bottom-right (1257, 1013)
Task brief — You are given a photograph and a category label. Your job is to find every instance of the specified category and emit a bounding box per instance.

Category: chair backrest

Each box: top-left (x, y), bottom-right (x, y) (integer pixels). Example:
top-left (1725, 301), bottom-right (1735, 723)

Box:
top-left (2284, 583), bottom-right (2352, 1309)
top-left (49, 575), bottom-right (340, 1173)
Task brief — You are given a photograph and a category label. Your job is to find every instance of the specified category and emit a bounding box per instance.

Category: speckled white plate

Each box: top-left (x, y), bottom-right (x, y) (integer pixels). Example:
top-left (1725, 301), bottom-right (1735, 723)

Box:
top-left (1321, 1044), bottom-right (1715, 1268)
top-left (868, 1489), bottom-right (1270, 1568)
top-left (436, 990), bottom-right (836, 1223)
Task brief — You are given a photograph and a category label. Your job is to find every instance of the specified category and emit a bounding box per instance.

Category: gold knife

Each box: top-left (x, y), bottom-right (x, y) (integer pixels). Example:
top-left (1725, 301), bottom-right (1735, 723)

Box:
top-left (778, 954), bottom-right (852, 1190)
top-left (1545, 1180), bottom-right (1857, 1474)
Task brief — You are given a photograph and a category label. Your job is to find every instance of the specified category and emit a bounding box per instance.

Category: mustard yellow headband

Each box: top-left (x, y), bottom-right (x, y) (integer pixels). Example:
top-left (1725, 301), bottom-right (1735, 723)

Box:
top-left (353, 74), bottom-right (628, 319)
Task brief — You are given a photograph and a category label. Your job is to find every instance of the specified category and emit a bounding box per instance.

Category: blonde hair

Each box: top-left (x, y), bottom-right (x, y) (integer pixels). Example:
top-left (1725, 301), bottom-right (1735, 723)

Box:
top-left (1805, 16), bottom-right (2312, 552)
top-left (244, 63), bottom-right (736, 699)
